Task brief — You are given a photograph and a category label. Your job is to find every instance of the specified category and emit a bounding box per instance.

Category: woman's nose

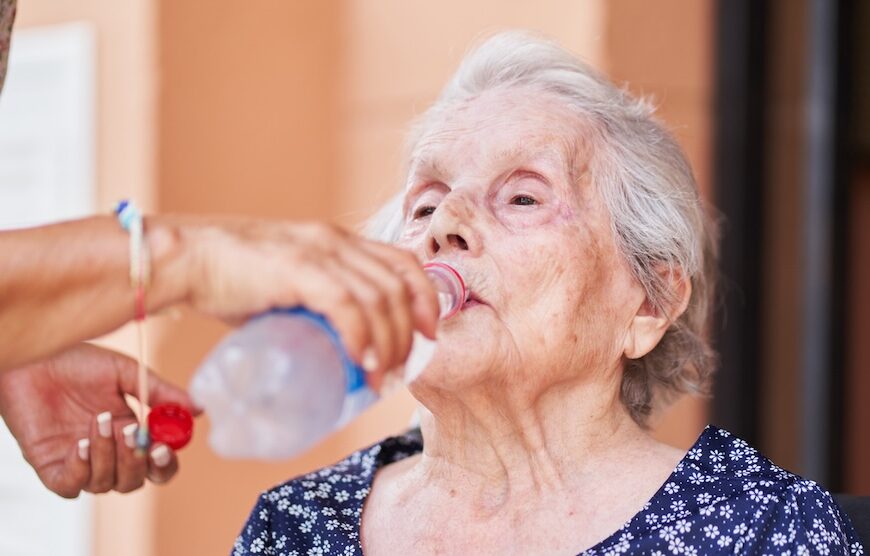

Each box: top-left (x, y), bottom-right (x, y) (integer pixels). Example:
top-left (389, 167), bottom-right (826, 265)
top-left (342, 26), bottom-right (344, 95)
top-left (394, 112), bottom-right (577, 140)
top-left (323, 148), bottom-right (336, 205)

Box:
top-left (425, 196), bottom-right (480, 259)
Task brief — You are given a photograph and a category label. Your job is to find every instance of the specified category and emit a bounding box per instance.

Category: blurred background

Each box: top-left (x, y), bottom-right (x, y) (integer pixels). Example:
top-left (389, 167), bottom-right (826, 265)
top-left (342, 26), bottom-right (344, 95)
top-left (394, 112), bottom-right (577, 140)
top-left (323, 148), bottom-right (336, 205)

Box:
top-left (0, 0), bottom-right (866, 555)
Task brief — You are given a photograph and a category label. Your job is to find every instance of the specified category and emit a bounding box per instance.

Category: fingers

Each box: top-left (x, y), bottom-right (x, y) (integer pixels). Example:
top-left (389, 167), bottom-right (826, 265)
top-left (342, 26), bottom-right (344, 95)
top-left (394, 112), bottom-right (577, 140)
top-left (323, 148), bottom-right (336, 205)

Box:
top-left (356, 241), bottom-right (439, 339)
top-left (291, 263), bottom-right (373, 366)
top-left (146, 443), bottom-right (178, 484)
top-left (290, 236), bottom-right (437, 379)
top-left (332, 249), bottom-right (418, 373)
top-left (147, 373), bottom-right (203, 417)
top-left (49, 439), bottom-right (92, 499)
top-left (112, 353), bottom-right (203, 417)
top-left (84, 412), bottom-right (117, 493)
top-left (113, 422), bottom-right (147, 493)
top-left (322, 258), bottom-right (404, 377)
top-left (79, 413), bottom-right (181, 494)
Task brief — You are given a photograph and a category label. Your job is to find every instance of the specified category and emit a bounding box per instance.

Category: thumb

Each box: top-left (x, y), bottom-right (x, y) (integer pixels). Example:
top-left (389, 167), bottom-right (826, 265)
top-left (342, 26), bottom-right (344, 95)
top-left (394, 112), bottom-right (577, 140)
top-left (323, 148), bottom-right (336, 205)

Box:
top-left (146, 372), bottom-right (203, 417)
top-left (114, 355), bottom-right (202, 417)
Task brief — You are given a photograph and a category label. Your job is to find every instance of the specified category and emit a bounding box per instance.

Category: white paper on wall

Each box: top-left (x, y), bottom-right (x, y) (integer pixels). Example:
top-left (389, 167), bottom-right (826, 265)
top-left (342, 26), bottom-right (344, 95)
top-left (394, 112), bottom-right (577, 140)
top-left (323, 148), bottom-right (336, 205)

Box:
top-left (0, 22), bottom-right (95, 556)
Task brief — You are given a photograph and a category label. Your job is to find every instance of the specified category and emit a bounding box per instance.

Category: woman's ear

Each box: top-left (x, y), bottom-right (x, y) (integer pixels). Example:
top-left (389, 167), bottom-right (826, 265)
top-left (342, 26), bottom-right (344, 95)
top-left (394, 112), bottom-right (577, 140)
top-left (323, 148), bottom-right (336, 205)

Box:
top-left (623, 269), bottom-right (692, 360)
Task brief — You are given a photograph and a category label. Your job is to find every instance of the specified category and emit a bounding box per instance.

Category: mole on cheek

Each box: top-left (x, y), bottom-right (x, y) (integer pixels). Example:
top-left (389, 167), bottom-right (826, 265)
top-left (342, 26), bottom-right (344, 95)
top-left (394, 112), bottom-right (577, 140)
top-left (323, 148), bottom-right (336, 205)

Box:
top-left (558, 203), bottom-right (578, 222)
top-left (590, 242), bottom-right (608, 279)
top-left (567, 234), bottom-right (607, 303)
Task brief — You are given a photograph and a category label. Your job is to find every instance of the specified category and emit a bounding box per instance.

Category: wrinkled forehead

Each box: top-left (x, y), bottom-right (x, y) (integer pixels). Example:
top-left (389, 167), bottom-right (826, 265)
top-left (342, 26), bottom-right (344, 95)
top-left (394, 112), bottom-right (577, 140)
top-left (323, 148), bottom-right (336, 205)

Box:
top-left (407, 88), bottom-right (590, 183)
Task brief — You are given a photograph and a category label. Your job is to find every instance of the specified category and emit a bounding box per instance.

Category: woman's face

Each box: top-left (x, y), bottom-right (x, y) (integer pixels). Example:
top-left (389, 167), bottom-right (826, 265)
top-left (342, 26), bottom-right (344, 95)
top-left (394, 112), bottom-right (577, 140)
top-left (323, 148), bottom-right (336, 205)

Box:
top-left (398, 88), bottom-right (646, 396)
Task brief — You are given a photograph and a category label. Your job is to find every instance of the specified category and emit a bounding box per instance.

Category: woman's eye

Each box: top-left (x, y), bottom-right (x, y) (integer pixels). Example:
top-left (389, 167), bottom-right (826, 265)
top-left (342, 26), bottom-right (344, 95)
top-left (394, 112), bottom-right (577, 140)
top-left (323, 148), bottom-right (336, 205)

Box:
top-left (413, 205), bottom-right (436, 219)
top-left (510, 195), bottom-right (538, 206)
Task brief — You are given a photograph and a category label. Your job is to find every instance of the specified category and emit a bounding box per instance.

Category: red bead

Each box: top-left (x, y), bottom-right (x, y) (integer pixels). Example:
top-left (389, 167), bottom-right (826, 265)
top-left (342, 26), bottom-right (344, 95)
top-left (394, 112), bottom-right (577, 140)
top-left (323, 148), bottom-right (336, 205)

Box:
top-left (148, 403), bottom-right (194, 450)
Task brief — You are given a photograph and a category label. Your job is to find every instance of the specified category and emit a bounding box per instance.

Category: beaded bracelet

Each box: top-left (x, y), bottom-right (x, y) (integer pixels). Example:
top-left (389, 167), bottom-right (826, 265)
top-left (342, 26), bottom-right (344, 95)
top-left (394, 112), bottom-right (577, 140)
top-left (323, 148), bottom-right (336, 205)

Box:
top-left (114, 200), bottom-right (152, 452)
top-left (114, 202), bottom-right (195, 455)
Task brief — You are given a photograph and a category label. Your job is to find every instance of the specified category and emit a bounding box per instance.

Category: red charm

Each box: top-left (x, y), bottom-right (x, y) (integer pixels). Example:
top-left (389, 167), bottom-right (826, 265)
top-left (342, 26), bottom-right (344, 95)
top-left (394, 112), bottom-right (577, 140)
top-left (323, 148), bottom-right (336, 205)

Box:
top-left (148, 403), bottom-right (194, 450)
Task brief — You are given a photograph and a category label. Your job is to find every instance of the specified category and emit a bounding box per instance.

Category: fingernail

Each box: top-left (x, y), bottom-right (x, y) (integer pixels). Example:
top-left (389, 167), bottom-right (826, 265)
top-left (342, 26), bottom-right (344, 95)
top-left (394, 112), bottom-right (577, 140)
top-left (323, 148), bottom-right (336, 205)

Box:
top-left (77, 438), bottom-right (90, 461)
top-left (362, 348), bottom-right (379, 373)
top-left (151, 444), bottom-right (171, 468)
top-left (97, 412), bottom-right (112, 438)
top-left (122, 423), bottom-right (137, 449)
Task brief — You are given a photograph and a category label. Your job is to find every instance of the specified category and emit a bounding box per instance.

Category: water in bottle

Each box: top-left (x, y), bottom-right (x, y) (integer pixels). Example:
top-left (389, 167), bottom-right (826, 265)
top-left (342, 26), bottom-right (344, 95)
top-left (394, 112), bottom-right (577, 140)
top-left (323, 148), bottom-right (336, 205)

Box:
top-left (190, 261), bottom-right (467, 460)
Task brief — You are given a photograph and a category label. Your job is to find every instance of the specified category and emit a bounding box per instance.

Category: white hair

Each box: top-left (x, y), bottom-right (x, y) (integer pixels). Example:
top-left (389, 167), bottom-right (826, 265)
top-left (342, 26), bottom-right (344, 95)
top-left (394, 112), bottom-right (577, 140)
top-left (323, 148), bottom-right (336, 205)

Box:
top-left (365, 31), bottom-right (717, 424)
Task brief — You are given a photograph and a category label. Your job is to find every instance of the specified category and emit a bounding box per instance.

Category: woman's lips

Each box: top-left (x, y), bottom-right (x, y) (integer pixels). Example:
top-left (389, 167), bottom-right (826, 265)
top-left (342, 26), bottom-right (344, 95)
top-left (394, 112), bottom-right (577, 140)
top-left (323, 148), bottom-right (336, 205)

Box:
top-left (463, 293), bottom-right (488, 309)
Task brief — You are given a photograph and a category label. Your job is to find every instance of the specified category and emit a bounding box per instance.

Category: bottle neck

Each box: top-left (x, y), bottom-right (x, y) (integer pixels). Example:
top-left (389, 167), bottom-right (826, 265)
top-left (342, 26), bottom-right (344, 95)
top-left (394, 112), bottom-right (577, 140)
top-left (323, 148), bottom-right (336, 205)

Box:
top-left (423, 262), bottom-right (467, 319)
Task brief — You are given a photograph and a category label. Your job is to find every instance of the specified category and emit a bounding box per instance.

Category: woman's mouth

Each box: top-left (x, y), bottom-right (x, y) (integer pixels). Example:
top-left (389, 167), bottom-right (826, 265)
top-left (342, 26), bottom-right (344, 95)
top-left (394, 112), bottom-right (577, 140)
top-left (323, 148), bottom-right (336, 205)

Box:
top-left (463, 292), bottom-right (488, 309)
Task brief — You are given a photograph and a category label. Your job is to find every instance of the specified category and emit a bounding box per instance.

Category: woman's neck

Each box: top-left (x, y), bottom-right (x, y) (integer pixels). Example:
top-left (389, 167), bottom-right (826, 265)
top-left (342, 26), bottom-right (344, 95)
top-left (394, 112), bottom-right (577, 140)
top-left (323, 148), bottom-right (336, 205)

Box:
top-left (361, 373), bottom-right (688, 555)
top-left (408, 373), bottom-right (657, 514)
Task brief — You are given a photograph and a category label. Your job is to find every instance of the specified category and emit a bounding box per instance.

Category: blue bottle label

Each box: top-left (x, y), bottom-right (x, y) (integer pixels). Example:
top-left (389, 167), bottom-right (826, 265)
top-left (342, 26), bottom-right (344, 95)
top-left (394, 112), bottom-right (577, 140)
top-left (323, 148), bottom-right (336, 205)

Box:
top-left (267, 307), bottom-right (367, 394)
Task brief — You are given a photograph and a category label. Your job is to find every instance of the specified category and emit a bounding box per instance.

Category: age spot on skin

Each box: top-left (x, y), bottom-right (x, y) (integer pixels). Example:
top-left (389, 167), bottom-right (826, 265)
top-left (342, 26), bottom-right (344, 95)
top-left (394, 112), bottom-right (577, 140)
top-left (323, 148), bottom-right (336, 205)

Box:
top-left (445, 200), bottom-right (476, 224)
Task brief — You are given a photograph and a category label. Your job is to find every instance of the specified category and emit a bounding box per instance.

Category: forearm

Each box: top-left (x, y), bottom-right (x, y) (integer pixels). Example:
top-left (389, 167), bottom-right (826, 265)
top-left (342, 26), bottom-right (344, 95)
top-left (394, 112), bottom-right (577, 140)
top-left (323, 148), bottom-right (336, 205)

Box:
top-left (0, 212), bottom-right (441, 378)
top-left (0, 215), bottom-right (191, 371)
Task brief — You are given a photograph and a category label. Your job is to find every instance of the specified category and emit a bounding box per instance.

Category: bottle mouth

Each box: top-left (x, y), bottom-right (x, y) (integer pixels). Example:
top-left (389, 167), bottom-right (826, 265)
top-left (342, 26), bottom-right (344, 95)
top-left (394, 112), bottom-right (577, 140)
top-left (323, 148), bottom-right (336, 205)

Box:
top-left (423, 262), bottom-right (468, 320)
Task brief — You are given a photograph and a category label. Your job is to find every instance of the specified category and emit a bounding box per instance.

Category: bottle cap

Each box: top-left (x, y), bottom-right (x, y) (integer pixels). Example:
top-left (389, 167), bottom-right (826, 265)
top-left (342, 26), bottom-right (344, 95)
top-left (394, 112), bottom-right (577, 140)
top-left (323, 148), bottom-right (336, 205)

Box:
top-left (148, 403), bottom-right (194, 450)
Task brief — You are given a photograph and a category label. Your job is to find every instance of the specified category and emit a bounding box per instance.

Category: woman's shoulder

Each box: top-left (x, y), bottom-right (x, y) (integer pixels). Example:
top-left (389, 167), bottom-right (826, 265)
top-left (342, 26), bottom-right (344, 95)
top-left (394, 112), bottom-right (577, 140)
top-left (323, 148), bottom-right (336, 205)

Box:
top-left (231, 429), bottom-right (423, 556)
top-left (639, 425), bottom-right (863, 554)
top-left (259, 427), bottom-right (424, 499)
top-left (680, 425), bottom-right (835, 499)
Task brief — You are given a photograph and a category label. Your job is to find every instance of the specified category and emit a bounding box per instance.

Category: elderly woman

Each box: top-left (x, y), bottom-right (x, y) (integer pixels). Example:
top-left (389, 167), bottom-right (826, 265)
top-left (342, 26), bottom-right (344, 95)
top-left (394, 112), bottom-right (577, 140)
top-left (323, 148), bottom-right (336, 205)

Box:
top-left (232, 33), bottom-right (862, 555)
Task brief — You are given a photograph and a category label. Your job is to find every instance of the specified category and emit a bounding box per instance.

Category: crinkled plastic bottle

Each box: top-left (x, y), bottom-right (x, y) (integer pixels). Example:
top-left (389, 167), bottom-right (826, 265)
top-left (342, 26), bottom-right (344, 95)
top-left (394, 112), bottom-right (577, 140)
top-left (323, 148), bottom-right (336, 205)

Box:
top-left (190, 262), bottom-right (467, 459)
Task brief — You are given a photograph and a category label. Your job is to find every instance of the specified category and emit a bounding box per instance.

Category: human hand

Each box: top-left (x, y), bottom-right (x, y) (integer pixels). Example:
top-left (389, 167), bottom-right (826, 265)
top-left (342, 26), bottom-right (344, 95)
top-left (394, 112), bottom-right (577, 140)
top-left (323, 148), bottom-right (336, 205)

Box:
top-left (0, 343), bottom-right (200, 498)
top-left (171, 218), bottom-right (439, 379)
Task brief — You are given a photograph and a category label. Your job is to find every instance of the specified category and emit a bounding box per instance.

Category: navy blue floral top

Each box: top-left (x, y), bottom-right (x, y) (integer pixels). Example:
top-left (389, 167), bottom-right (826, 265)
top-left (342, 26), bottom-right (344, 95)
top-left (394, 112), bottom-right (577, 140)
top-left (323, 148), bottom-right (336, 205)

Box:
top-left (232, 426), bottom-right (863, 555)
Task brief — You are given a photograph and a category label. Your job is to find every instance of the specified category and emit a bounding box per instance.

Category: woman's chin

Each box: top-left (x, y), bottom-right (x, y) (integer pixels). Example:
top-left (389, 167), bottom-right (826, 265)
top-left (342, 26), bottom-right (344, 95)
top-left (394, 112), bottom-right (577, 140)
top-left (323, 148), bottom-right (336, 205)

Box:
top-left (407, 343), bottom-right (498, 393)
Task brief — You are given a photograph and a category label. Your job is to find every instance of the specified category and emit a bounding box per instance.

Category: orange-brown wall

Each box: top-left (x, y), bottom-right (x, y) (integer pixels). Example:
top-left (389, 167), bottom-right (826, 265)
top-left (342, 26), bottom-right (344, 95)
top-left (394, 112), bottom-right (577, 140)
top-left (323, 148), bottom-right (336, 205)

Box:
top-left (152, 4), bottom-right (346, 555)
top-left (157, 2), bottom-right (341, 221)
top-left (335, 0), bottom-right (607, 219)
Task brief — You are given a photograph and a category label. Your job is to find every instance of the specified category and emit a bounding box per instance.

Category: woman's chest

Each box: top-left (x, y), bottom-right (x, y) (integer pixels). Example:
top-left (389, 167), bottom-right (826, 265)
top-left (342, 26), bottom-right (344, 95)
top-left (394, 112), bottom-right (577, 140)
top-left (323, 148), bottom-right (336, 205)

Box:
top-left (361, 516), bottom-right (591, 556)
top-left (360, 490), bottom-right (633, 556)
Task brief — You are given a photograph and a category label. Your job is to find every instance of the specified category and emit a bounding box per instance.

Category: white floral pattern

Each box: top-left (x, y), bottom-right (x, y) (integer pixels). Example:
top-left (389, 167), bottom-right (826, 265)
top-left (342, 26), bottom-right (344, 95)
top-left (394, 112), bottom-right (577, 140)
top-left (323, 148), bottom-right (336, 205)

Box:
top-left (232, 426), bottom-right (864, 555)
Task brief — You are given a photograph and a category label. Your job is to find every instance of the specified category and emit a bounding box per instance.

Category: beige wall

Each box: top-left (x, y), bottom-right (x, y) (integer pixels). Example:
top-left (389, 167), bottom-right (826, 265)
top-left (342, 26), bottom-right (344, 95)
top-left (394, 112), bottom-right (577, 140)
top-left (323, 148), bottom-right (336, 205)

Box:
top-left (12, 1), bottom-right (714, 554)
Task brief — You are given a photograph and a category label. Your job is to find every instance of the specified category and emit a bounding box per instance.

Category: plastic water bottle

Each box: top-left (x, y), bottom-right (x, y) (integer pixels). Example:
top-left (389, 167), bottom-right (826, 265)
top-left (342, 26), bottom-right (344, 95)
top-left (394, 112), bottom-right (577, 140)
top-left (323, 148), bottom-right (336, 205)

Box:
top-left (190, 261), bottom-right (467, 460)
